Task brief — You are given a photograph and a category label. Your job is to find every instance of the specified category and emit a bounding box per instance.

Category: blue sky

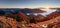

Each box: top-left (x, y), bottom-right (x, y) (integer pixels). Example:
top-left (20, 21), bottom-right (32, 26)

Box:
top-left (0, 0), bottom-right (60, 8)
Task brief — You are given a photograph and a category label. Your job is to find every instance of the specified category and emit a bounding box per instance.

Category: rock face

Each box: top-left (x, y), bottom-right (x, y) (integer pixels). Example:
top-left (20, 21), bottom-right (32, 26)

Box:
top-left (0, 11), bottom-right (28, 28)
top-left (0, 16), bottom-right (17, 28)
top-left (34, 14), bottom-right (47, 22)
top-left (17, 11), bottom-right (28, 21)
top-left (47, 16), bottom-right (60, 28)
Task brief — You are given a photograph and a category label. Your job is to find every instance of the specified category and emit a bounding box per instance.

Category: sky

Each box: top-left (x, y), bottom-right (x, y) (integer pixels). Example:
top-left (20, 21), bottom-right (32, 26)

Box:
top-left (0, 0), bottom-right (60, 8)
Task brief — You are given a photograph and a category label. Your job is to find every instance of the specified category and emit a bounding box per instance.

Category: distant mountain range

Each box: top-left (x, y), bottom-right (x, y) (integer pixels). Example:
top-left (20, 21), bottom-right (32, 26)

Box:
top-left (0, 8), bottom-right (45, 15)
top-left (0, 8), bottom-right (60, 15)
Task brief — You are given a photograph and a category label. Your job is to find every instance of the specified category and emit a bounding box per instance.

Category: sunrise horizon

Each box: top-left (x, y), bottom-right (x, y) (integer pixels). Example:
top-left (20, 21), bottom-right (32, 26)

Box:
top-left (0, 6), bottom-right (60, 8)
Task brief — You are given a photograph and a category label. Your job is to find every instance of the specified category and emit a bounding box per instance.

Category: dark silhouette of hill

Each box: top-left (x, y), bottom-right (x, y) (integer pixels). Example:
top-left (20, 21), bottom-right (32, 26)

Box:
top-left (20, 8), bottom-right (45, 13)
top-left (0, 10), bottom-right (5, 15)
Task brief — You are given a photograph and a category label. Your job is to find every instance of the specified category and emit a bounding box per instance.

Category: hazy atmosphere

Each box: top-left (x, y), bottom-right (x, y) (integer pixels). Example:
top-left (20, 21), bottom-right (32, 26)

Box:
top-left (0, 0), bottom-right (60, 28)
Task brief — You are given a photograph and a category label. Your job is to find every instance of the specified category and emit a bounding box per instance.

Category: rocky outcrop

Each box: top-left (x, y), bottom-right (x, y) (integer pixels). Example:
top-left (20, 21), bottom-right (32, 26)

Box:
top-left (0, 16), bottom-right (17, 28)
